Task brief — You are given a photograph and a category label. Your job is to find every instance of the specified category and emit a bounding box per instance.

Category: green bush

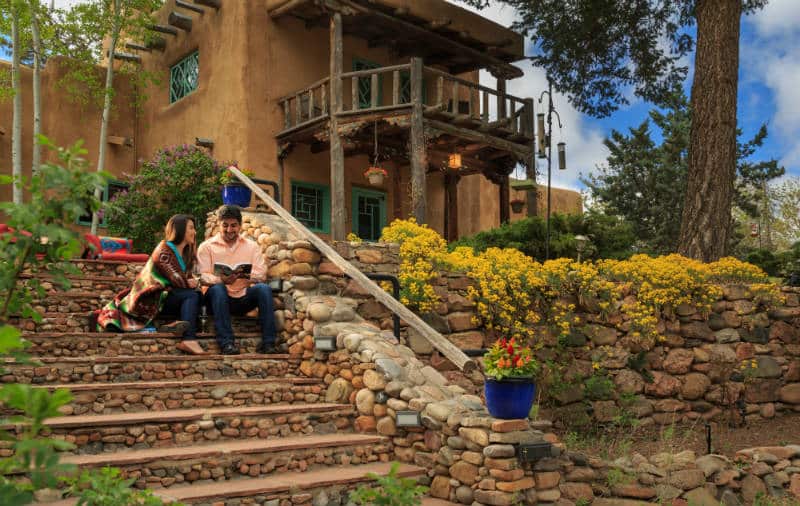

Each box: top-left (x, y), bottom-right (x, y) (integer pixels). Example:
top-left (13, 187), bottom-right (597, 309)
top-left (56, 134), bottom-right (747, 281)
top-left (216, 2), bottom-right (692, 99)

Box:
top-left (349, 462), bottom-right (428, 506)
top-left (450, 210), bottom-right (636, 261)
top-left (105, 145), bottom-right (224, 253)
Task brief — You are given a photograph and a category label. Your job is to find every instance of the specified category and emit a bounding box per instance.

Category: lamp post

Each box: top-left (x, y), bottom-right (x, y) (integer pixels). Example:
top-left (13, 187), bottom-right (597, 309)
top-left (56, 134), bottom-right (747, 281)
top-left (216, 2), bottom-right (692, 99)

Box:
top-left (574, 234), bottom-right (588, 263)
top-left (537, 80), bottom-right (566, 260)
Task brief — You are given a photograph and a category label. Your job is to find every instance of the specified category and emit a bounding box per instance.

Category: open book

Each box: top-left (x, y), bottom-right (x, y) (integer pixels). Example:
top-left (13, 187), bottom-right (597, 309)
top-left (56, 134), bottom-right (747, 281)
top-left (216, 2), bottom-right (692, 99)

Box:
top-left (214, 262), bottom-right (252, 277)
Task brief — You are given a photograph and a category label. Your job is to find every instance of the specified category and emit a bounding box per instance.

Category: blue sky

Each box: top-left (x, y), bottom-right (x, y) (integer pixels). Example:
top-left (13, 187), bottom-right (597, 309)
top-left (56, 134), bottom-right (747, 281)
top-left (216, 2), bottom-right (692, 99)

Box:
top-left (454, 0), bottom-right (800, 192)
top-left (5, 1), bottom-right (798, 194)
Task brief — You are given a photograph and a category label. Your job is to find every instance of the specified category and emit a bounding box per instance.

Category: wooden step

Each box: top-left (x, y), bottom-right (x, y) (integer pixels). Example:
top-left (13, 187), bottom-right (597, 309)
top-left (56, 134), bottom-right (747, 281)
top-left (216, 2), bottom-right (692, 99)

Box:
top-left (37, 377), bottom-right (322, 415)
top-left (62, 433), bottom-right (391, 488)
top-left (2, 353), bottom-right (300, 385)
top-left (32, 462), bottom-right (426, 505)
top-left (15, 403), bottom-right (354, 453)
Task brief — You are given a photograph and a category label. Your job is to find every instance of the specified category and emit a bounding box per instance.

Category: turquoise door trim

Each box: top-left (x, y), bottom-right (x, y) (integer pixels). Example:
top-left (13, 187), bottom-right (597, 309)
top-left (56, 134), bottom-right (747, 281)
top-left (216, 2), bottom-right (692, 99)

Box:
top-left (351, 187), bottom-right (387, 241)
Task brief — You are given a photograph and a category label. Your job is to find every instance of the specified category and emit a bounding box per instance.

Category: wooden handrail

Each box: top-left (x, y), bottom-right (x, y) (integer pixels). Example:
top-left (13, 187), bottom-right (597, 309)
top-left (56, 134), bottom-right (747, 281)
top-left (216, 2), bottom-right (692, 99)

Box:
top-left (276, 77), bottom-right (330, 105)
top-left (340, 63), bottom-right (410, 79)
top-left (227, 167), bottom-right (477, 373)
top-left (423, 66), bottom-right (527, 104)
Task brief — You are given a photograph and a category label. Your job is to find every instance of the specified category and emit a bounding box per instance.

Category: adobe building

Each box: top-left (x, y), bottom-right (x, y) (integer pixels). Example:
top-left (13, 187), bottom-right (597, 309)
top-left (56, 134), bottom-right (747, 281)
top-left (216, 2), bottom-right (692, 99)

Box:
top-left (0, 0), bottom-right (581, 241)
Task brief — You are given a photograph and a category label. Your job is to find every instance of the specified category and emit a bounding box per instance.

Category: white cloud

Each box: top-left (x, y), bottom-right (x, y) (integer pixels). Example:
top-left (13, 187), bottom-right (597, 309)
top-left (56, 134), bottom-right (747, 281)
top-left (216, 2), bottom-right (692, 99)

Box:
top-left (749, 0), bottom-right (800, 38)
top-left (450, 1), bottom-right (610, 192)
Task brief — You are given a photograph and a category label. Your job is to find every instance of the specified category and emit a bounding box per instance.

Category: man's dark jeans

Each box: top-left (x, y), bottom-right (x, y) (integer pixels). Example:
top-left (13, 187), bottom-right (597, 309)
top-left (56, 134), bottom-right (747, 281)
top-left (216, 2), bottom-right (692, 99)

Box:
top-left (205, 283), bottom-right (277, 348)
top-left (161, 288), bottom-right (201, 339)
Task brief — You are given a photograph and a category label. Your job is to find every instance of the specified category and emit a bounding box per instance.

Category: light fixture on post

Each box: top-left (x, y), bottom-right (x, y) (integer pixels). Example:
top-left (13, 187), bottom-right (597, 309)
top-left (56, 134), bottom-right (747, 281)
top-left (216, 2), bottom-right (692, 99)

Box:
top-left (574, 234), bottom-right (589, 263)
top-left (448, 152), bottom-right (462, 170)
top-left (537, 81), bottom-right (565, 261)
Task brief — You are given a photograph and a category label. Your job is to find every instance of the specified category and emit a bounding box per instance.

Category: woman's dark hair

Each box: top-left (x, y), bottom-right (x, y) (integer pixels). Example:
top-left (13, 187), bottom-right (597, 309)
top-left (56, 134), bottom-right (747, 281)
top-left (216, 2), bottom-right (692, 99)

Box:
top-left (217, 205), bottom-right (242, 223)
top-left (164, 214), bottom-right (196, 271)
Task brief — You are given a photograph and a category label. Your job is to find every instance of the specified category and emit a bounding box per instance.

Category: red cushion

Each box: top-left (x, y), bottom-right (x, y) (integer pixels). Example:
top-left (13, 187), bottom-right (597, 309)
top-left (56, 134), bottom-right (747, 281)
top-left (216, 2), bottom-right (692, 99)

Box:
top-left (102, 252), bottom-right (149, 263)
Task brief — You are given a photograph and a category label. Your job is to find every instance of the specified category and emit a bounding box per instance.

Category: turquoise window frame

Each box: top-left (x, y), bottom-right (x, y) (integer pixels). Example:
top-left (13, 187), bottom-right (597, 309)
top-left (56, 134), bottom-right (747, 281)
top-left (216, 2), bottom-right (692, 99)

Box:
top-left (399, 70), bottom-right (426, 104)
top-left (353, 58), bottom-right (383, 109)
top-left (351, 187), bottom-right (387, 242)
top-left (170, 51), bottom-right (199, 103)
top-left (291, 181), bottom-right (331, 234)
top-left (77, 180), bottom-right (129, 227)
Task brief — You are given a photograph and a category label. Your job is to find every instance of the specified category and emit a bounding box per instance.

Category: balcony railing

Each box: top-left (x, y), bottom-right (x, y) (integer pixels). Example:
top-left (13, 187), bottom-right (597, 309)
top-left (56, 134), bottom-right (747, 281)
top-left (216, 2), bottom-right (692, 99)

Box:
top-left (277, 61), bottom-right (534, 142)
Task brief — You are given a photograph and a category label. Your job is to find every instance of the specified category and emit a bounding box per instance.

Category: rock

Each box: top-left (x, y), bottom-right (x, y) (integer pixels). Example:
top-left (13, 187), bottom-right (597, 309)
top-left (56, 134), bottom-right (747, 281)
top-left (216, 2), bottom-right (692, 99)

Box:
top-left (585, 324), bottom-right (619, 345)
top-left (429, 475), bottom-right (451, 499)
top-left (695, 454), bottom-right (728, 477)
top-left (455, 485), bottom-right (474, 504)
top-left (613, 484), bottom-right (656, 499)
top-left (535, 471), bottom-right (561, 489)
top-left (593, 400), bottom-right (618, 422)
top-left (654, 484), bottom-right (682, 501)
top-left (664, 349), bottom-right (695, 374)
top-left (681, 373), bottom-right (711, 400)
top-left (375, 358), bottom-right (405, 382)
top-left (458, 427), bottom-right (489, 447)
top-left (645, 372), bottom-right (682, 397)
top-left (290, 276), bottom-right (319, 291)
top-left (615, 369), bottom-right (645, 394)
top-left (355, 389), bottom-right (375, 415)
top-left (684, 487), bottom-right (720, 506)
top-left (306, 303), bottom-right (331, 322)
top-left (448, 331), bottom-right (484, 349)
top-left (324, 378), bottom-right (352, 403)
top-left (715, 328), bottom-right (740, 343)
top-left (753, 356), bottom-right (782, 379)
top-left (407, 330), bottom-right (434, 354)
top-left (354, 415), bottom-right (376, 432)
top-left (790, 473), bottom-right (800, 499)
top-left (363, 369), bottom-right (387, 391)
top-left (745, 379), bottom-right (782, 403)
top-left (741, 474), bottom-right (767, 504)
top-left (484, 444), bottom-right (516, 458)
top-left (681, 321), bottom-right (714, 341)
top-left (559, 482), bottom-right (593, 502)
top-left (780, 383), bottom-right (800, 404)
top-left (449, 461), bottom-right (479, 485)
top-left (668, 469), bottom-right (705, 490)
top-left (770, 320), bottom-right (799, 343)
top-left (473, 490), bottom-right (517, 506)
top-left (376, 416), bottom-right (396, 436)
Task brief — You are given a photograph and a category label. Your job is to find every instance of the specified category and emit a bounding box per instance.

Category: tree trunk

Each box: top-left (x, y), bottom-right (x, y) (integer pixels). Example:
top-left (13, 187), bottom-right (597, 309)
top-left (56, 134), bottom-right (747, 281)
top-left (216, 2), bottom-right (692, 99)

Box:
top-left (91, 5), bottom-right (120, 235)
top-left (11, 7), bottom-right (23, 204)
top-left (31, 0), bottom-right (42, 175)
top-left (677, 0), bottom-right (741, 262)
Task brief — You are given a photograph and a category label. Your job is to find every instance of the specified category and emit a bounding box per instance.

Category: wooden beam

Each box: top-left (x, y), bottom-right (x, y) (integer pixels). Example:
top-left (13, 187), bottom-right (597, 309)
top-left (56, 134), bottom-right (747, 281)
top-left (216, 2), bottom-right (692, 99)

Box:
top-left (499, 174), bottom-right (510, 224)
top-left (444, 172), bottom-right (459, 241)
top-left (194, 0), bottom-right (220, 8)
top-left (0, 126), bottom-right (6, 135)
top-left (227, 166), bottom-right (476, 372)
top-left (168, 11), bottom-right (192, 32)
top-left (146, 37), bottom-right (166, 51)
top-left (107, 135), bottom-right (133, 147)
top-left (149, 24), bottom-right (178, 36)
top-left (425, 119), bottom-right (532, 160)
top-left (329, 13), bottom-right (346, 240)
top-left (125, 41), bottom-right (150, 52)
top-left (269, 0), bottom-right (309, 18)
top-left (111, 51), bottom-right (141, 63)
top-left (176, 0), bottom-right (204, 14)
top-left (409, 57), bottom-right (427, 224)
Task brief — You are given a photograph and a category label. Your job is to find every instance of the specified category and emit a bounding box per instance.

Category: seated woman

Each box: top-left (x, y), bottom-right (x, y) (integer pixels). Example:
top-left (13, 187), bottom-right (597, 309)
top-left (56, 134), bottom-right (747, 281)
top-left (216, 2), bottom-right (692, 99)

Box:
top-left (95, 214), bottom-right (205, 355)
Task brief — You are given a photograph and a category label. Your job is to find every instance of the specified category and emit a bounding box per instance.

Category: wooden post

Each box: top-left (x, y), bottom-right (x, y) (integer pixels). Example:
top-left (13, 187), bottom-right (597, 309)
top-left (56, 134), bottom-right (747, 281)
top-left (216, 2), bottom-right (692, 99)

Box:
top-left (392, 70), bottom-right (400, 105)
top-left (329, 13), bottom-right (346, 240)
top-left (499, 174), bottom-right (510, 224)
top-left (444, 172), bottom-right (459, 241)
top-left (409, 57), bottom-right (427, 224)
top-left (497, 78), bottom-right (506, 120)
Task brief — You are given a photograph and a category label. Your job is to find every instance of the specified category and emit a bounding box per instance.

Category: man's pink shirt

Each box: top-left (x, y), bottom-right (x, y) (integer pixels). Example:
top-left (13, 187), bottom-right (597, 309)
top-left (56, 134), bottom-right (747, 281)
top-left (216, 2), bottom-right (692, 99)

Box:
top-left (197, 234), bottom-right (267, 298)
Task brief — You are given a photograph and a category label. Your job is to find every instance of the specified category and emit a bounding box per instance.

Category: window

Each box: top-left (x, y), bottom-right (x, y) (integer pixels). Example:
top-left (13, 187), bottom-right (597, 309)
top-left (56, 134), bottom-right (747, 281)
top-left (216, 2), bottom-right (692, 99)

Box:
top-left (352, 187), bottom-right (386, 241)
top-left (78, 181), bottom-right (129, 227)
top-left (170, 51), bottom-right (199, 103)
top-left (353, 58), bottom-right (382, 109)
top-left (291, 181), bottom-right (330, 233)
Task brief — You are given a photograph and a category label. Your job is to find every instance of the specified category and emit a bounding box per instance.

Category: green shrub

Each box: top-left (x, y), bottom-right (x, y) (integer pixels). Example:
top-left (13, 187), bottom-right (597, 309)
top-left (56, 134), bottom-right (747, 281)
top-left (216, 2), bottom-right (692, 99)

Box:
top-left (105, 145), bottom-right (224, 253)
top-left (349, 462), bottom-right (428, 506)
top-left (450, 210), bottom-right (636, 262)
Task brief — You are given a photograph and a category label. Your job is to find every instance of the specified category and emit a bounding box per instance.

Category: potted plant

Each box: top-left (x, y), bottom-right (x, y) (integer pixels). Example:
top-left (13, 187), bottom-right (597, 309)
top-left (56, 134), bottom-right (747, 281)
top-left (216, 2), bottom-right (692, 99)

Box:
top-left (364, 166), bottom-right (388, 186)
top-left (220, 165), bottom-right (255, 207)
top-left (510, 198), bottom-right (525, 213)
top-left (483, 337), bottom-right (539, 419)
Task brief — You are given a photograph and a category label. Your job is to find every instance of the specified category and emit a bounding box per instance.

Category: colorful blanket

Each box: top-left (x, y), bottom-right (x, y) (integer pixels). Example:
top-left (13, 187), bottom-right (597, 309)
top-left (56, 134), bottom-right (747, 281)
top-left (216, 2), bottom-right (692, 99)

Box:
top-left (96, 241), bottom-right (189, 332)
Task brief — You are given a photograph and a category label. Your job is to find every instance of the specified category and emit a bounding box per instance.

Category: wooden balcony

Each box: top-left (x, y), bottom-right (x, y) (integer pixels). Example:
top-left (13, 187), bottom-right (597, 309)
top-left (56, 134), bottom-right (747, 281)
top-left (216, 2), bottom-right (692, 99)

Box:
top-left (276, 61), bottom-right (535, 157)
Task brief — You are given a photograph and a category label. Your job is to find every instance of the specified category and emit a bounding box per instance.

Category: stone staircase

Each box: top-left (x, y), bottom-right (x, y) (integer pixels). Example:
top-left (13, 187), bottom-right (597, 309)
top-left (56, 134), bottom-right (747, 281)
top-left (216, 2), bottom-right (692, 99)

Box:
top-left (5, 259), bottom-right (457, 506)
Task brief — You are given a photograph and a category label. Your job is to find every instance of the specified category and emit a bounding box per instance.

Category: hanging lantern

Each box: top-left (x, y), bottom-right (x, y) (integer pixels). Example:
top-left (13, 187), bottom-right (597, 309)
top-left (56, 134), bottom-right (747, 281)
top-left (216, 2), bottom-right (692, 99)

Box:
top-left (448, 153), bottom-right (462, 170)
top-left (750, 223), bottom-right (759, 237)
top-left (537, 113), bottom-right (546, 158)
top-left (557, 142), bottom-right (566, 171)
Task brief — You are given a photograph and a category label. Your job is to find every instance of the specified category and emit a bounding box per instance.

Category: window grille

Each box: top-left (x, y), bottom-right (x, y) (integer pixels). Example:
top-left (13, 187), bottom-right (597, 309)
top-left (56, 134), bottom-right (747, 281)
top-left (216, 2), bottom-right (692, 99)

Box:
top-left (291, 182), bottom-right (330, 233)
top-left (170, 51), bottom-right (199, 103)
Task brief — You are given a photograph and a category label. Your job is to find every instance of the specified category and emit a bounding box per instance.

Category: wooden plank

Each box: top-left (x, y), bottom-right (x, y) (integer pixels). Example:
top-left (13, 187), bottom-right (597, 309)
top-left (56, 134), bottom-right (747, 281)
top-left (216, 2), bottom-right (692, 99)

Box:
top-left (496, 79), bottom-right (506, 120)
top-left (509, 100), bottom-right (516, 133)
top-left (282, 101), bottom-right (290, 129)
top-left (125, 41), bottom-right (150, 52)
top-left (370, 73), bottom-right (379, 108)
top-left (194, 0), bottom-right (221, 8)
top-left (329, 13), bottom-right (346, 240)
top-left (111, 51), bottom-right (141, 63)
top-left (107, 135), bottom-right (132, 146)
top-left (426, 119), bottom-right (532, 160)
top-left (351, 76), bottom-right (359, 112)
top-left (321, 83), bottom-right (327, 114)
top-left (451, 80), bottom-right (458, 113)
top-left (149, 24), bottom-right (178, 36)
top-left (176, 0), bottom-right (204, 14)
top-left (435, 76), bottom-right (443, 107)
top-left (269, 0), bottom-right (309, 18)
top-left (226, 167), bottom-right (475, 373)
top-left (409, 57), bottom-right (427, 225)
top-left (308, 88), bottom-right (315, 120)
top-left (295, 94), bottom-right (302, 126)
top-left (481, 90), bottom-right (489, 122)
top-left (392, 70), bottom-right (399, 105)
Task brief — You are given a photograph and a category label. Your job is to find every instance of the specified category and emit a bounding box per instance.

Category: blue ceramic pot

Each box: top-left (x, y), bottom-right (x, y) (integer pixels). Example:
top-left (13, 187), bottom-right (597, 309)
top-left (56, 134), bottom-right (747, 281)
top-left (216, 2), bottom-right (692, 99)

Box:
top-left (221, 183), bottom-right (252, 207)
top-left (484, 376), bottom-right (536, 419)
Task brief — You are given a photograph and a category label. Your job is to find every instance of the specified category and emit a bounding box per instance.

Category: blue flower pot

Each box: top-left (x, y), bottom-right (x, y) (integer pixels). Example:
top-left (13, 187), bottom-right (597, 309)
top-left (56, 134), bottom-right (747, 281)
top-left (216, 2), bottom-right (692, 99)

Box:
top-left (484, 377), bottom-right (536, 419)
top-left (222, 184), bottom-right (252, 207)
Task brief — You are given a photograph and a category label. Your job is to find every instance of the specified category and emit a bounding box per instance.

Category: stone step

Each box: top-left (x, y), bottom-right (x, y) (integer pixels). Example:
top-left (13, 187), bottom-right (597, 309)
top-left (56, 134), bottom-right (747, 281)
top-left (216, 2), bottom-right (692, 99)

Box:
top-left (39, 377), bottom-right (323, 415)
top-left (2, 353), bottom-right (301, 385)
top-left (14, 311), bottom-right (264, 334)
top-left (62, 433), bottom-right (392, 489)
top-left (420, 499), bottom-right (462, 506)
top-left (32, 462), bottom-right (426, 505)
top-left (18, 403), bottom-right (355, 453)
top-left (23, 331), bottom-right (273, 357)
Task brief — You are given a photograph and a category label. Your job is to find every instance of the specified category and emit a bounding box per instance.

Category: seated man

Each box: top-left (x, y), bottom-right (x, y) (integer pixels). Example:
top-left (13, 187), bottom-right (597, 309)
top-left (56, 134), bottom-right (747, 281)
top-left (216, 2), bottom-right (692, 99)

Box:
top-left (198, 205), bottom-right (277, 355)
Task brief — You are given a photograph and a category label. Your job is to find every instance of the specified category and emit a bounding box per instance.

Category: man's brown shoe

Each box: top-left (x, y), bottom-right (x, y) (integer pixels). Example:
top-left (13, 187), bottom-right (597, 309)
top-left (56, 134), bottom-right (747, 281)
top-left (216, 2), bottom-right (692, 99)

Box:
top-left (176, 340), bottom-right (206, 355)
